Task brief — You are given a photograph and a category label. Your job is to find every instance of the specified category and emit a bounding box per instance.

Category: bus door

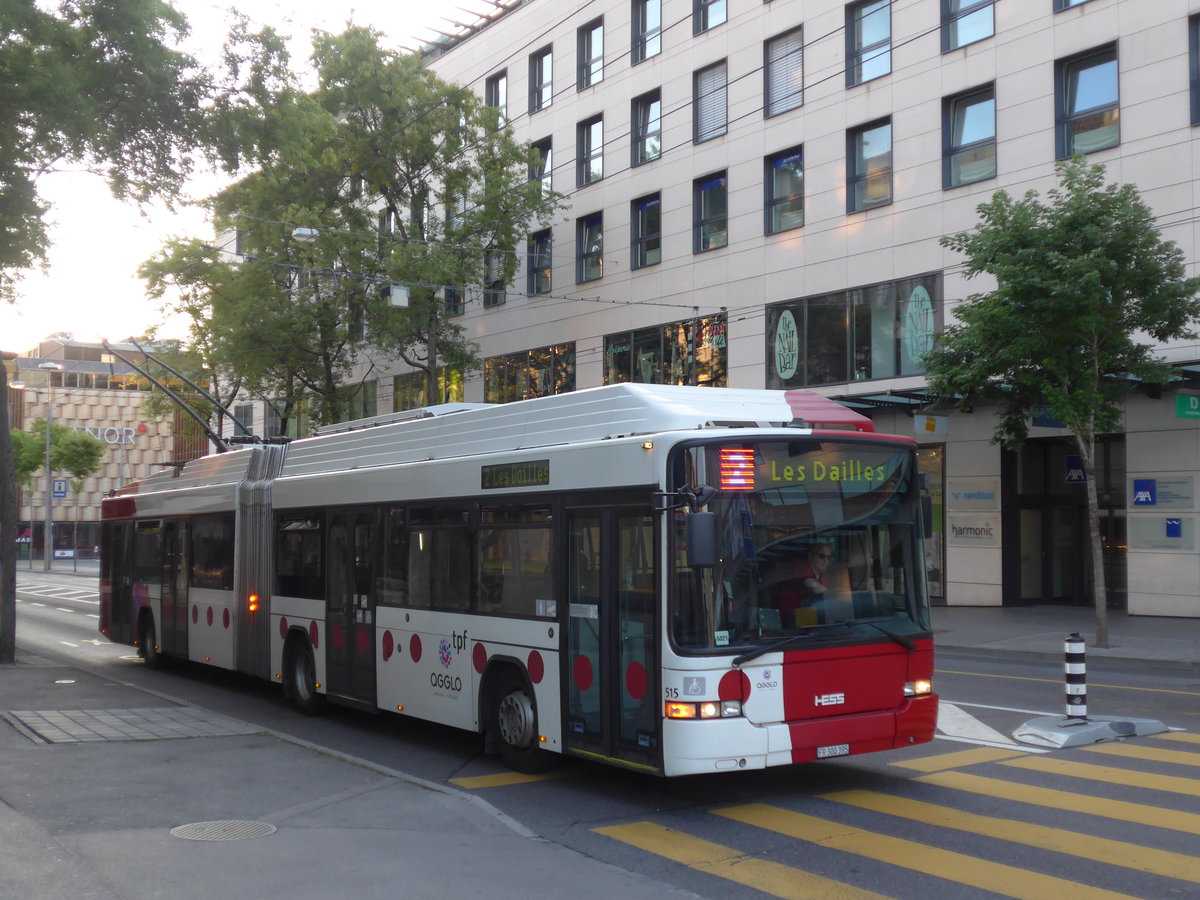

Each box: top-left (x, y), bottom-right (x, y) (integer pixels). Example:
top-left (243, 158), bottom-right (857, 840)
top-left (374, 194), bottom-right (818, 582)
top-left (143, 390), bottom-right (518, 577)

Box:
top-left (101, 521), bottom-right (134, 644)
top-left (326, 509), bottom-right (377, 706)
top-left (159, 520), bottom-right (188, 657)
top-left (564, 506), bottom-right (660, 770)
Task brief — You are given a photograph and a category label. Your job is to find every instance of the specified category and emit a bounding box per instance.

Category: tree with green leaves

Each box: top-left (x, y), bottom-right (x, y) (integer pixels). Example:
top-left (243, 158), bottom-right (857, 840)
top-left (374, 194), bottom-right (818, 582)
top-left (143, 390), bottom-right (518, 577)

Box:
top-left (924, 159), bottom-right (1200, 647)
top-left (145, 26), bottom-right (561, 425)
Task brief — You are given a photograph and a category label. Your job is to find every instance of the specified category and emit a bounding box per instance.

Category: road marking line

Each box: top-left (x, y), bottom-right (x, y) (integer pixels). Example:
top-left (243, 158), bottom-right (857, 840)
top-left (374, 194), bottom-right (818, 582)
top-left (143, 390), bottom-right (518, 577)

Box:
top-left (714, 803), bottom-right (1139, 900)
top-left (56, 607), bottom-right (76, 614)
top-left (57, 641), bottom-right (79, 648)
top-left (1004, 756), bottom-right (1200, 797)
top-left (938, 669), bottom-right (1200, 698)
top-left (822, 789), bottom-right (1200, 883)
top-left (891, 747), bottom-right (1029, 773)
top-left (1080, 742), bottom-right (1200, 767)
top-left (1157, 732), bottom-right (1200, 746)
top-left (594, 821), bottom-right (889, 900)
top-left (449, 769), bottom-right (578, 789)
top-left (937, 702), bottom-right (1020, 746)
top-left (915, 770), bottom-right (1200, 833)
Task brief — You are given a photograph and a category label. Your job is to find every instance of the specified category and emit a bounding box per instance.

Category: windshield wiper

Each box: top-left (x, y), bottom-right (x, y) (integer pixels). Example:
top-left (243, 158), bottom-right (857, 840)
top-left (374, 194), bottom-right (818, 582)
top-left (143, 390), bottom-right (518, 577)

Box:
top-left (860, 619), bottom-right (916, 650)
top-left (733, 621), bottom-right (854, 666)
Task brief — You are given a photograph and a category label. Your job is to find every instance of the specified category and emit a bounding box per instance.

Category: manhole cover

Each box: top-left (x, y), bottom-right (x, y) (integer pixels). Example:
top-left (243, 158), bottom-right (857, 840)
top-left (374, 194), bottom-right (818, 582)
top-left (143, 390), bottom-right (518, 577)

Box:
top-left (170, 820), bottom-right (277, 842)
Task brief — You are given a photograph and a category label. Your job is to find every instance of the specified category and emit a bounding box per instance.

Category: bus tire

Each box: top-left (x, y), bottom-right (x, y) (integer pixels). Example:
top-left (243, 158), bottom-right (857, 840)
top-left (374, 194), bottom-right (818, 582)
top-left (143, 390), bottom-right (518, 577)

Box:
top-left (283, 635), bottom-right (327, 716)
top-left (138, 614), bottom-right (164, 670)
top-left (489, 671), bottom-right (556, 774)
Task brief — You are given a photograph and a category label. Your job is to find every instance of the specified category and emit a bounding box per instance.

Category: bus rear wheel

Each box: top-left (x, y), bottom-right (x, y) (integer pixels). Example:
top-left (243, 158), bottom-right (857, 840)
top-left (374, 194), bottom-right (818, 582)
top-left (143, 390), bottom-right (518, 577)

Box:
top-left (138, 615), bottom-right (163, 670)
top-left (490, 673), bottom-right (556, 773)
top-left (284, 636), bottom-right (327, 716)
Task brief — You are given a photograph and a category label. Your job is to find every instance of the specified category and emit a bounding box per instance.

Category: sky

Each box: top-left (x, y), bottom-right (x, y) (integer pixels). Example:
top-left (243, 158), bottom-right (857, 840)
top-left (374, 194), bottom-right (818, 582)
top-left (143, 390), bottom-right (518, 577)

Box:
top-left (6, 0), bottom-right (451, 355)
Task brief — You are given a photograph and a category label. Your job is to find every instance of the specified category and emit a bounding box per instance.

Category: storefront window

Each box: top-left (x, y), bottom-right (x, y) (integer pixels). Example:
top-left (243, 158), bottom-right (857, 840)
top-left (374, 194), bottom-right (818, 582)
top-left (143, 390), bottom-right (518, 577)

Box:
top-left (766, 274), bottom-right (940, 388)
top-left (485, 343), bottom-right (575, 403)
top-left (604, 312), bottom-right (727, 387)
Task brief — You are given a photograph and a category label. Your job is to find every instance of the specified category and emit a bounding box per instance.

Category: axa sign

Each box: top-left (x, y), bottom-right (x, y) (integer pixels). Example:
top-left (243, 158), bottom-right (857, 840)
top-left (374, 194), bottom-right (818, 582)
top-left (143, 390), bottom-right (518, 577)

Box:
top-left (1133, 479), bottom-right (1157, 505)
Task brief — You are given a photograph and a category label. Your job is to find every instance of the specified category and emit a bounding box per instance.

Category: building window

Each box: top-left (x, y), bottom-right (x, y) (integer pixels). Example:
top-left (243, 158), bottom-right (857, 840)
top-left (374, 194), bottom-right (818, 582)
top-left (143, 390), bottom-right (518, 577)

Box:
top-left (528, 229), bottom-right (552, 294)
top-left (847, 119), bottom-right (892, 212)
top-left (444, 286), bottom-right (464, 317)
top-left (529, 47), bottom-right (552, 113)
top-left (765, 147), bottom-right (804, 234)
top-left (1054, 0), bottom-right (1092, 9)
top-left (765, 27), bottom-right (804, 117)
top-left (530, 138), bottom-right (552, 196)
top-left (694, 173), bottom-right (727, 253)
top-left (633, 0), bottom-right (661, 63)
top-left (394, 368), bottom-right (464, 411)
top-left (694, 61), bottom-right (727, 143)
top-left (485, 344), bottom-right (575, 403)
top-left (578, 19), bottom-right (604, 89)
top-left (846, 0), bottom-right (890, 87)
top-left (577, 116), bottom-right (603, 186)
top-left (944, 85), bottom-right (996, 188)
top-left (1191, 16), bottom-right (1200, 126)
top-left (483, 251), bottom-right (505, 307)
top-left (604, 313), bottom-right (728, 386)
top-left (484, 70), bottom-right (507, 122)
top-left (694, 0), bottom-right (726, 35)
top-left (577, 213), bottom-right (603, 283)
top-left (632, 194), bottom-right (662, 270)
top-left (632, 90), bottom-right (662, 165)
top-left (233, 404), bottom-right (254, 437)
top-left (766, 275), bottom-right (941, 388)
top-left (942, 0), bottom-right (993, 52)
top-left (1056, 45), bottom-right (1119, 159)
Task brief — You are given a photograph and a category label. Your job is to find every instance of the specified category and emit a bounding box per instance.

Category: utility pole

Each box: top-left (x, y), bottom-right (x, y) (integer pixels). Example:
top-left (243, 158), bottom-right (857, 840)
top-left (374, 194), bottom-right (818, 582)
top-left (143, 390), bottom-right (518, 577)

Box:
top-left (1, 351), bottom-right (18, 664)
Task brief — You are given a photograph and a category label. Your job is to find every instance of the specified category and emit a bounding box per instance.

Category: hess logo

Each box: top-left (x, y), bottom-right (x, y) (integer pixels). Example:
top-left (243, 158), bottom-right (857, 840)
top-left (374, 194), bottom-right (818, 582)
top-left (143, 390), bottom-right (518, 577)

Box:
top-left (814, 692), bottom-right (845, 707)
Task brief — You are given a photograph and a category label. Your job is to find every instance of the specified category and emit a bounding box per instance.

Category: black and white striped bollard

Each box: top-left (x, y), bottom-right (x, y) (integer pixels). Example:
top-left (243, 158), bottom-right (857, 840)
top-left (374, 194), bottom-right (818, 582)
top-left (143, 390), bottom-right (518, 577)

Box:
top-left (1064, 632), bottom-right (1087, 720)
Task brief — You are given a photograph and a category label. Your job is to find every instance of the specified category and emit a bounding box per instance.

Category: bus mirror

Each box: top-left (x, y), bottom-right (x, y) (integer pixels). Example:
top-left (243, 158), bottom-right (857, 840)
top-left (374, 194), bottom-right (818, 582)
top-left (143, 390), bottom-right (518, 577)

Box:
top-left (687, 512), bottom-right (718, 568)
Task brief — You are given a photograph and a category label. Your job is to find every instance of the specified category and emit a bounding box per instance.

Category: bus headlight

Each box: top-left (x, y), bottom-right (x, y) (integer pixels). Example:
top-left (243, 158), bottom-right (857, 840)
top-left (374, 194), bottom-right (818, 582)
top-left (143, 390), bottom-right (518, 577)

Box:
top-left (904, 679), bottom-right (933, 697)
top-left (665, 700), bottom-right (743, 719)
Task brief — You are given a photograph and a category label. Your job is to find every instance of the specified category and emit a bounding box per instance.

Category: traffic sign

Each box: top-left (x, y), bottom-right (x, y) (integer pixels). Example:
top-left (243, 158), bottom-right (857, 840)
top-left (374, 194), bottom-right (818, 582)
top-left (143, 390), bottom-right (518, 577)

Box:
top-left (1177, 394), bottom-right (1200, 419)
top-left (52, 479), bottom-right (68, 498)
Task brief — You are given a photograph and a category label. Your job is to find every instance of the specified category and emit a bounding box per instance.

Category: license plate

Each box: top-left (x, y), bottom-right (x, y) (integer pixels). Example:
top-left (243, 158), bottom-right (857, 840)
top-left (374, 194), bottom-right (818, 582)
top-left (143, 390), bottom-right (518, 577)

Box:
top-left (816, 743), bottom-right (850, 759)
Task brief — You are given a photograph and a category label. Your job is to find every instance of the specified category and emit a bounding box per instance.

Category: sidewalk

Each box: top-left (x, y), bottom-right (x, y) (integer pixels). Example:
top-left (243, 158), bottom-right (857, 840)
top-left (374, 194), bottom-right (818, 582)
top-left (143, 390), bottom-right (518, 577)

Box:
top-left (932, 604), bottom-right (1200, 669)
top-left (0, 652), bottom-right (701, 900)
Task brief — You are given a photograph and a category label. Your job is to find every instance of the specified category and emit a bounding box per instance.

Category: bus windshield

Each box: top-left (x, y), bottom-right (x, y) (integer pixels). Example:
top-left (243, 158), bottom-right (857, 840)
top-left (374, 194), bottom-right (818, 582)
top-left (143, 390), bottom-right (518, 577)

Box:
top-left (670, 438), bottom-right (931, 653)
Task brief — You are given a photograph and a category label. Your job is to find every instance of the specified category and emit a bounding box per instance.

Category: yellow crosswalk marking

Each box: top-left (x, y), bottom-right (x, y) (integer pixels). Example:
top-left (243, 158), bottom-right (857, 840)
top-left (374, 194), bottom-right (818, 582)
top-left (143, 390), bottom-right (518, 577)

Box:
top-left (593, 821), bottom-right (889, 900)
top-left (1156, 732), bottom-right (1200, 746)
top-left (1004, 756), bottom-right (1200, 797)
top-left (449, 769), bottom-right (576, 789)
top-left (914, 770), bottom-right (1200, 833)
top-left (1081, 742), bottom-right (1200, 767)
top-left (890, 747), bottom-right (1029, 772)
top-left (715, 804), bottom-right (1140, 900)
top-left (822, 790), bottom-right (1200, 883)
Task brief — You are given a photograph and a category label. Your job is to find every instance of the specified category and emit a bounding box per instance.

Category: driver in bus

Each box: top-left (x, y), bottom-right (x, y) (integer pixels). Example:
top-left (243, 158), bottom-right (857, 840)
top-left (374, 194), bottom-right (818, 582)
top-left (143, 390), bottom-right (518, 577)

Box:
top-left (776, 543), bottom-right (833, 626)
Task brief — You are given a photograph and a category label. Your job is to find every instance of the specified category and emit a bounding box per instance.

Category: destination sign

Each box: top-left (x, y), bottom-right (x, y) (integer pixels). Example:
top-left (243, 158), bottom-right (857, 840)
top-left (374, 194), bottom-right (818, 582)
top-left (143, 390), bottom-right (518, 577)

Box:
top-left (481, 459), bottom-right (550, 490)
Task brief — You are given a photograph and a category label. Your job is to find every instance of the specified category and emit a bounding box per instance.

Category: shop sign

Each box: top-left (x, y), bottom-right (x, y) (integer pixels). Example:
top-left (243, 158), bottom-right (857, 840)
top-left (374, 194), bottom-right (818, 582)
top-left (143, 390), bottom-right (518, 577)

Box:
top-left (947, 515), bottom-right (1000, 547)
top-left (1176, 394), bottom-right (1200, 419)
top-left (947, 477), bottom-right (999, 510)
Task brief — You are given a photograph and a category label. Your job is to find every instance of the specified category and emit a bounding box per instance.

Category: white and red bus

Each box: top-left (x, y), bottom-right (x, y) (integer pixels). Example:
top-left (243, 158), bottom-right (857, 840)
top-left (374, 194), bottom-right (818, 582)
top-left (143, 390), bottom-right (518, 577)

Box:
top-left (100, 384), bottom-right (937, 776)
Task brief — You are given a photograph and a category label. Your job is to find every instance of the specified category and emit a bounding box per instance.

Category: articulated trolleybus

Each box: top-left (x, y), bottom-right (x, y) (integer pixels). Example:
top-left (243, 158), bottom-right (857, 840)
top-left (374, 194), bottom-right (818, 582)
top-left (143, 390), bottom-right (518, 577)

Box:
top-left (100, 384), bottom-right (936, 776)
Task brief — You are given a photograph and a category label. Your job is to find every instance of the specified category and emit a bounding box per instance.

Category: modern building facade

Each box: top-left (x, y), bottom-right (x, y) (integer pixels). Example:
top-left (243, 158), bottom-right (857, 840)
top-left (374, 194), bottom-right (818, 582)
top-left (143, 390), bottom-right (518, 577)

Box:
top-left (5, 338), bottom-right (205, 562)
top-left (349, 0), bottom-right (1200, 617)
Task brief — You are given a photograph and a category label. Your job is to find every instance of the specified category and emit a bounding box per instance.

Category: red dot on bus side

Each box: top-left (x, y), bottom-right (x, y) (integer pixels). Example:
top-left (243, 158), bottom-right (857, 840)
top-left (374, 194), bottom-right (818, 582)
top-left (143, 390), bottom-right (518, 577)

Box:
top-left (382, 631), bottom-right (394, 662)
top-left (719, 669), bottom-right (751, 701)
top-left (223, 609), bottom-right (230, 630)
top-left (527, 650), bottom-right (544, 684)
top-left (206, 607), bottom-right (214, 627)
top-left (192, 605), bottom-right (198, 625)
top-left (625, 661), bottom-right (648, 701)
top-left (309, 621), bottom-right (319, 650)
top-left (279, 617), bottom-right (288, 639)
top-left (573, 655), bottom-right (593, 692)
top-left (355, 626), bottom-right (369, 655)
top-left (331, 624), bottom-right (344, 650)
top-left (409, 634), bottom-right (422, 663)
top-left (472, 642), bottom-right (487, 674)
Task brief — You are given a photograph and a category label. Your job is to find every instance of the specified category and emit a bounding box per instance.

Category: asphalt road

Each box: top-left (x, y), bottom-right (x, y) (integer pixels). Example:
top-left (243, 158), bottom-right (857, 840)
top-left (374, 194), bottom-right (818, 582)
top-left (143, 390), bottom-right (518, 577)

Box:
top-left (12, 571), bottom-right (1200, 900)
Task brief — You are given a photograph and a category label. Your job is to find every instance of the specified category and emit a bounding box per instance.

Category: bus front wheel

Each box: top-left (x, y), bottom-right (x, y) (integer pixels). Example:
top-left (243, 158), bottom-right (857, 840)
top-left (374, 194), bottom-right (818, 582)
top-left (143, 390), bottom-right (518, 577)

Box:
top-left (284, 636), bottom-right (327, 716)
top-left (490, 673), bottom-right (556, 773)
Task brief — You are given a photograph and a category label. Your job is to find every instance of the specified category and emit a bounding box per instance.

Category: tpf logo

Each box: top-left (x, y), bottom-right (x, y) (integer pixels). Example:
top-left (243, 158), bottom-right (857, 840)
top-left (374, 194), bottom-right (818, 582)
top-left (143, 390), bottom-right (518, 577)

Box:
top-left (1133, 479), bottom-right (1157, 505)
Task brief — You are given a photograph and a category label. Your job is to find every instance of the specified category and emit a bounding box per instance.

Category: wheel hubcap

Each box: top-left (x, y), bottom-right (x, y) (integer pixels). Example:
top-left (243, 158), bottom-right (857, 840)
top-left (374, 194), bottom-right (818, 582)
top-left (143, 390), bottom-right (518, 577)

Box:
top-left (497, 690), bottom-right (534, 748)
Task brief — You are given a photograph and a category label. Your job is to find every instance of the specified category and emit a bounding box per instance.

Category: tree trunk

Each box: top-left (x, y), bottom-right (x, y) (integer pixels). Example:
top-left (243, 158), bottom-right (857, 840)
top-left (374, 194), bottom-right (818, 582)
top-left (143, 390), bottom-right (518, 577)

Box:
top-left (1, 355), bottom-right (18, 664)
top-left (1076, 433), bottom-right (1110, 648)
